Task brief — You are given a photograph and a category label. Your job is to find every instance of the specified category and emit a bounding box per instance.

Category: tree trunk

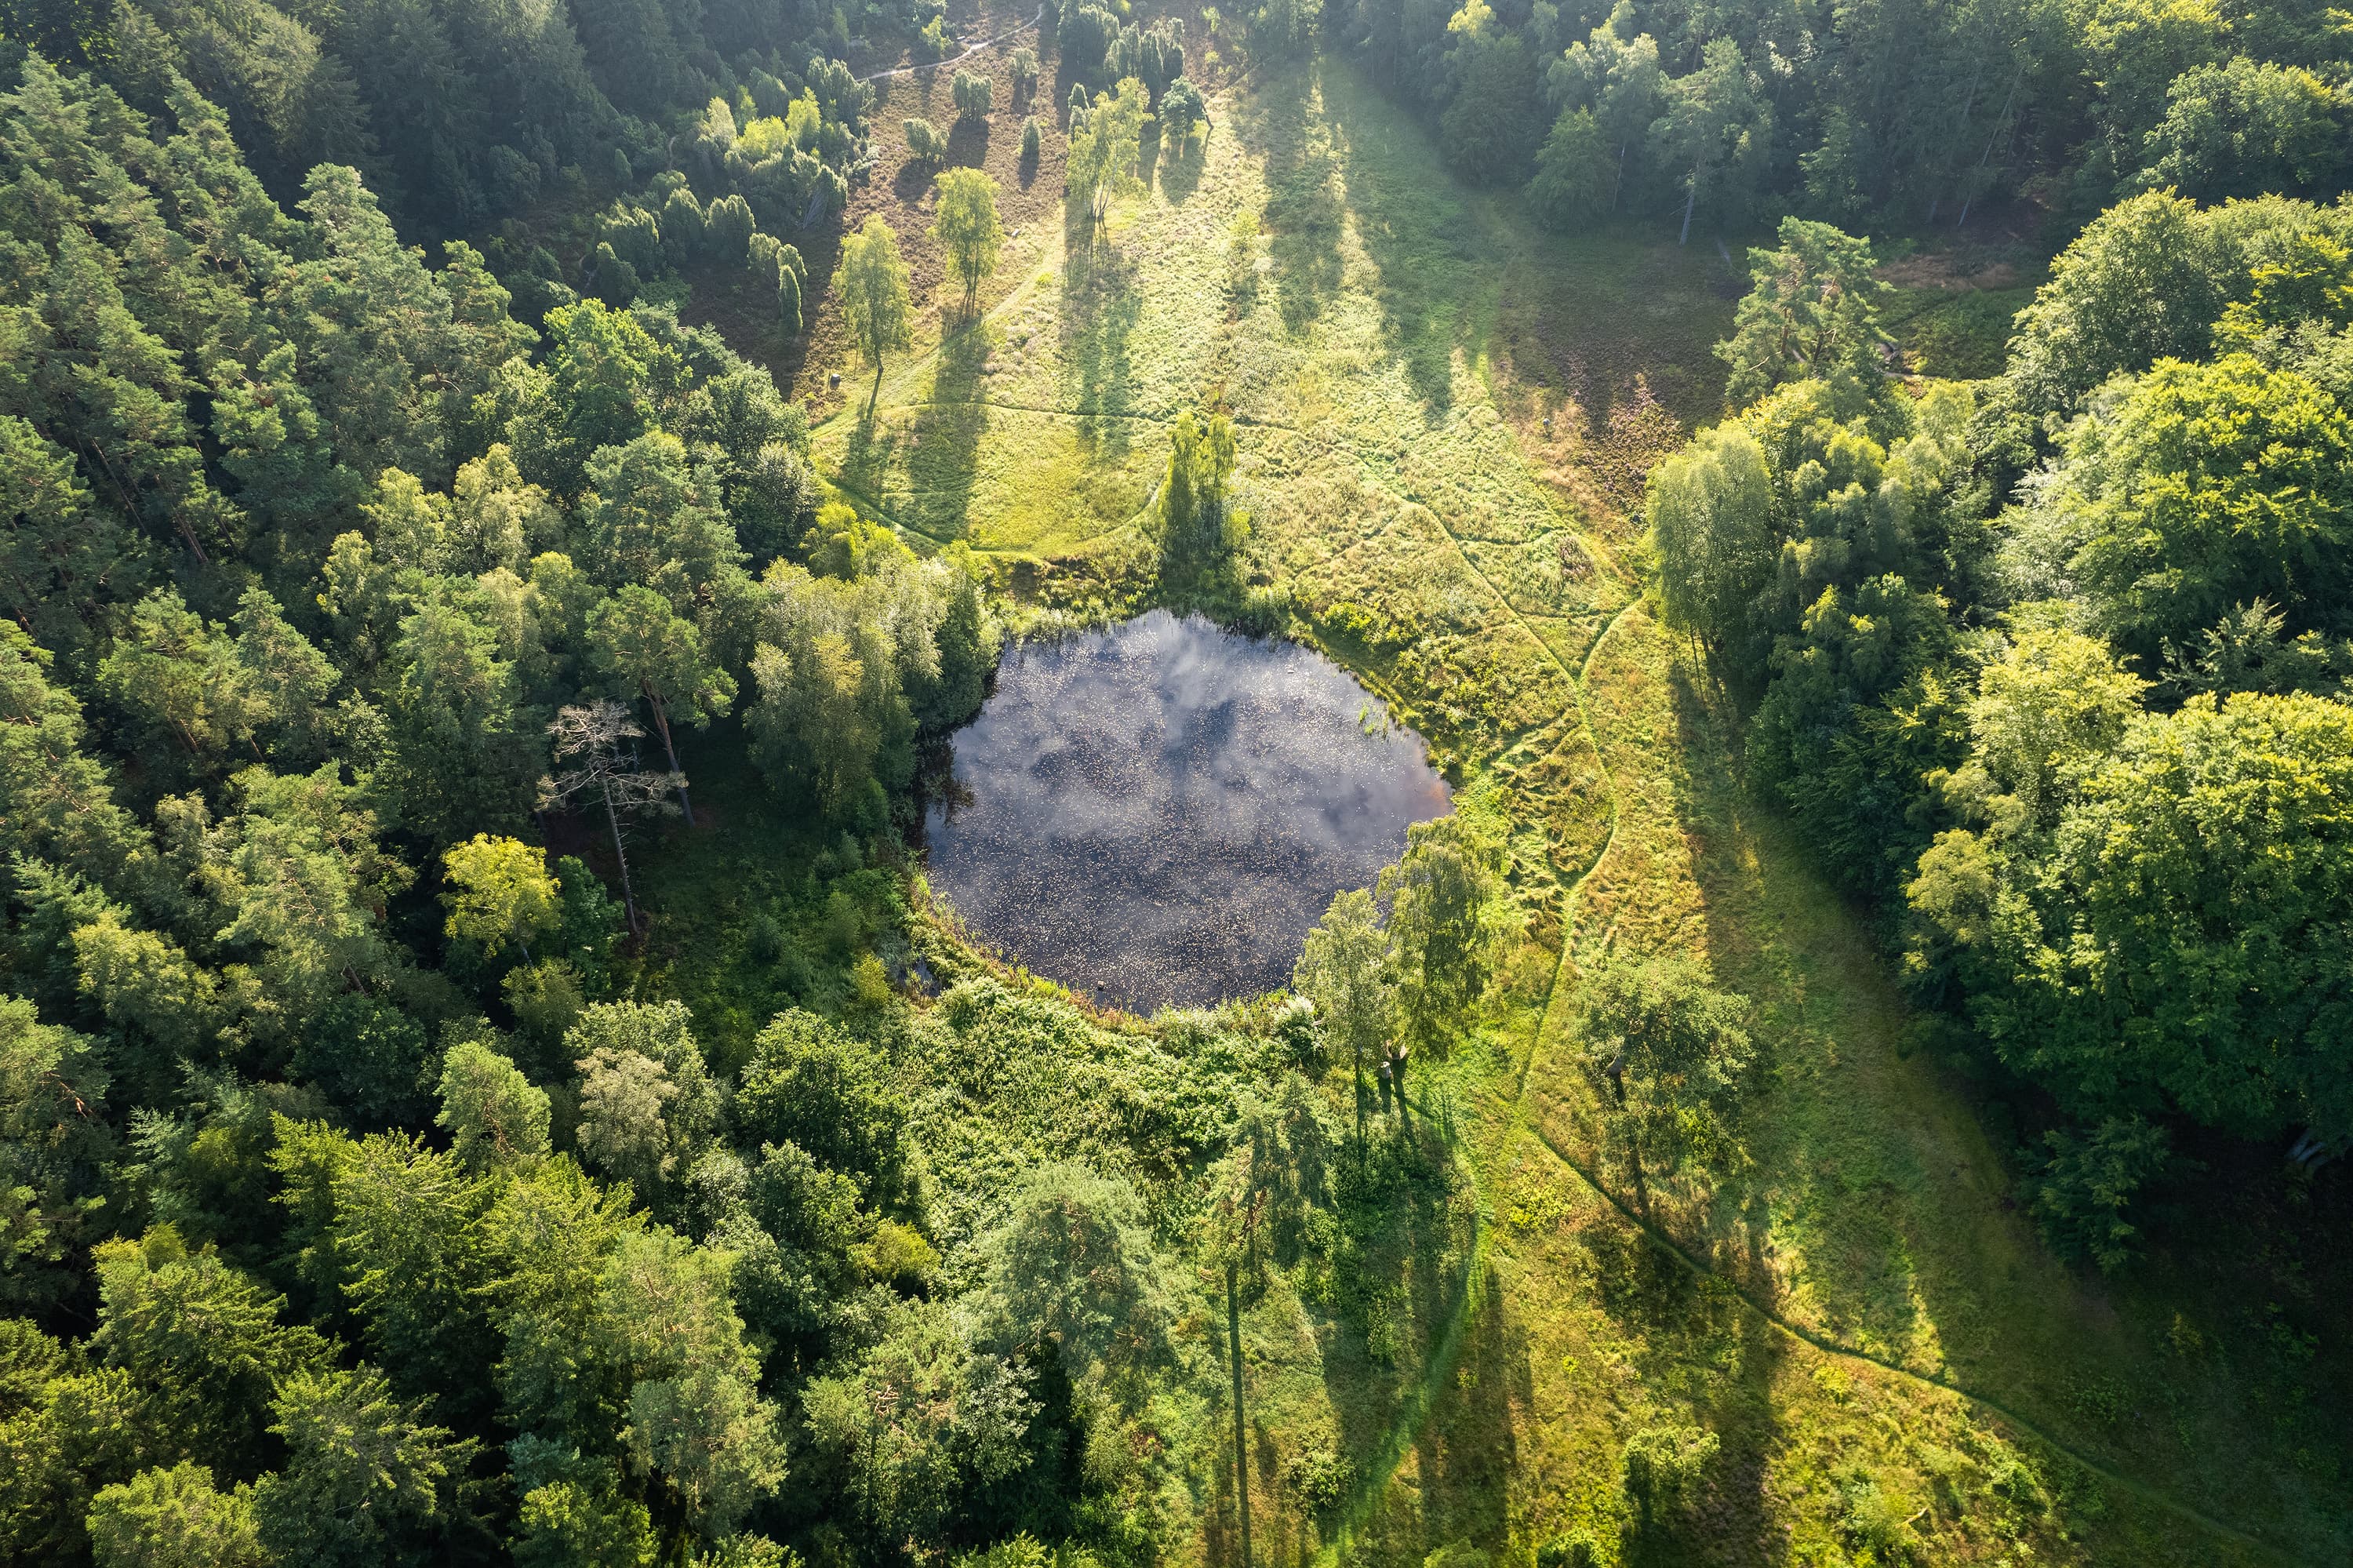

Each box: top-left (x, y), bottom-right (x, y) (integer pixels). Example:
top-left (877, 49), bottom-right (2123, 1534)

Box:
top-left (600, 780), bottom-right (641, 933)
top-left (647, 689), bottom-right (693, 826)
top-left (1352, 1039), bottom-right (1367, 1162)
top-left (870, 358), bottom-right (885, 413)
top-left (1678, 181), bottom-right (1697, 246)
top-left (1227, 1261), bottom-right (1252, 1568)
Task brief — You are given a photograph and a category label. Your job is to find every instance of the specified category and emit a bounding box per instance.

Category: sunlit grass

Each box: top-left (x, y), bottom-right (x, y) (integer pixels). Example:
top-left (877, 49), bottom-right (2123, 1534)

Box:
top-left (764, 45), bottom-right (2353, 1568)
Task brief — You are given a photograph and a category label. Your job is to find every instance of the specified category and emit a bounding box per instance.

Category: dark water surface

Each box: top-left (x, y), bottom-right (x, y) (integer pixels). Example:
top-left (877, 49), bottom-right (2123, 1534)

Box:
top-left (923, 610), bottom-right (1451, 1011)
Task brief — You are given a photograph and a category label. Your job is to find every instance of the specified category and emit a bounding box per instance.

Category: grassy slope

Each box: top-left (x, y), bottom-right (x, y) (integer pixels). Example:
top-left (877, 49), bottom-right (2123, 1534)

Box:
top-left (763, 46), bottom-right (2351, 1568)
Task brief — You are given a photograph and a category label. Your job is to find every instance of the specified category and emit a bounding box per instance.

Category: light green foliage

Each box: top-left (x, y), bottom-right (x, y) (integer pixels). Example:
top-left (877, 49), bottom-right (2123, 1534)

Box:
top-left (1065, 78), bottom-right (1150, 231)
top-left (86, 1462), bottom-right (264, 1568)
top-left (1160, 78), bottom-right (1206, 144)
top-left (569, 1000), bottom-right (721, 1206)
top-left (441, 833), bottom-right (560, 959)
top-left (1954, 628), bottom-right (2147, 825)
top-left (0, 624), bottom-right (152, 889)
top-left (838, 216), bottom-right (915, 400)
top-left (436, 1040), bottom-right (551, 1172)
top-left (596, 1229), bottom-right (787, 1532)
top-left (1379, 810), bottom-right (1506, 1057)
top-left (735, 1008), bottom-right (906, 1200)
top-left (249, 1363), bottom-right (475, 1566)
top-left (1158, 406), bottom-right (1241, 558)
top-left (1715, 217), bottom-right (1889, 406)
top-left (92, 1229), bottom-right (329, 1475)
top-left (588, 583), bottom-right (737, 809)
top-left (1646, 423), bottom-right (1775, 662)
top-left (1293, 889), bottom-right (1394, 1144)
top-left (951, 69), bottom-right (994, 120)
top-left (904, 115), bottom-right (946, 166)
top-left (515, 1475), bottom-right (659, 1568)
top-left (1911, 691), bottom-right (2353, 1144)
top-left (1577, 955), bottom-right (1754, 1173)
top-left (930, 168), bottom-right (1006, 308)
top-left (2142, 57), bottom-right (2346, 202)
top-left (800, 1297), bottom-right (1034, 1546)
top-left (1621, 1421), bottom-right (1719, 1519)
top-left (2030, 353), bottom-right (2353, 664)
top-left (974, 1162), bottom-right (1174, 1402)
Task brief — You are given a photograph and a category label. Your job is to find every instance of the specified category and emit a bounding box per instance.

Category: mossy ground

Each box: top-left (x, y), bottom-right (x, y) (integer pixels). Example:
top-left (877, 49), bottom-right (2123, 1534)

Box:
top-left (646, 40), bottom-right (2353, 1568)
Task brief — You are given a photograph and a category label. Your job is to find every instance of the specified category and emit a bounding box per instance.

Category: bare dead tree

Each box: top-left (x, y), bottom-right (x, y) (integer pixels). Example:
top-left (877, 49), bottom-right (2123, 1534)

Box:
top-left (539, 700), bottom-right (680, 934)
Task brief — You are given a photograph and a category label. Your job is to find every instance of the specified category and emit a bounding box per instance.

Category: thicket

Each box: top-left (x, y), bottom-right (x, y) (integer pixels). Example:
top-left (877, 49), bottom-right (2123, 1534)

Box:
top-left (1297, 0), bottom-right (2352, 242)
top-left (0, 0), bottom-right (907, 245)
top-left (1651, 199), bottom-right (2353, 1270)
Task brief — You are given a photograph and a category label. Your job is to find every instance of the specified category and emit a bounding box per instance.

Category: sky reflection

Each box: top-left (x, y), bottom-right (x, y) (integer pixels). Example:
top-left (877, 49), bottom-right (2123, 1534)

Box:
top-left (923, 610), bottom-right (1452, 1010)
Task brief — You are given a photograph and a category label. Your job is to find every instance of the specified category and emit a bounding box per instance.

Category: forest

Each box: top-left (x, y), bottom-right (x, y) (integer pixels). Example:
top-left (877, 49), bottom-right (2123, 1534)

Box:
top-left (0, 0), bottom-right (2348, 1563)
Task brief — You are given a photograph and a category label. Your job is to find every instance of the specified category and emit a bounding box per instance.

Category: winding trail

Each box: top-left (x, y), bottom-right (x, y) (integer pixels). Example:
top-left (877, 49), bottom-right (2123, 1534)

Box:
top-left (853, 5), bottom-right (1042, 84)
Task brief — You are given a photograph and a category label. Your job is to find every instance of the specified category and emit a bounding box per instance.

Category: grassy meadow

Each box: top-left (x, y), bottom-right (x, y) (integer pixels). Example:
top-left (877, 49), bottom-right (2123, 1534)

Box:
top-left (647, 35), bottom-right (2352, 1568)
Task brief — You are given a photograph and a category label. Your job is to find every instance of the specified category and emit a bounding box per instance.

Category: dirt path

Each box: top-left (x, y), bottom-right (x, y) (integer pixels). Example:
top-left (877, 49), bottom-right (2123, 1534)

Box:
top-left (856, 5), bottom-right (1044, 84)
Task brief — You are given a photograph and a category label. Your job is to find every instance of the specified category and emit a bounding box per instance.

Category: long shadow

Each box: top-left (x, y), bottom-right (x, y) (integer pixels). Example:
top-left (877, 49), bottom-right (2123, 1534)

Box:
top-left (906, 312), bottom-right (992, 538)
top-left (837, 391), bottom-right (905, 508)
top-left (1304, 1118), bottom-right (1482, 1566)
top-left (1666, 656), bottom-right (1935, 1362)
top-left (1303, 62), bottom-right (1462, 416)
top-left (1159, 128), bottom-right (1206, 204)
top-left (1227, 71), bottom-right (1342, 337)
top-left (1410, 1269), bottom-right (1531, 1561)
top-left (945, 112), bottom-right (993, 167)
top-left (1581, 1209), bottom-right (1791, 1565)
top-left (1057, 225), bottom-right (1139, 458)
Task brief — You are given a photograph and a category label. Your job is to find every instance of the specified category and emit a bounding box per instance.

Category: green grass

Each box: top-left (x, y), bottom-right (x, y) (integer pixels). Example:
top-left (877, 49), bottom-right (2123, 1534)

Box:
top-left (660, 47), bottom-right (2353, 1568)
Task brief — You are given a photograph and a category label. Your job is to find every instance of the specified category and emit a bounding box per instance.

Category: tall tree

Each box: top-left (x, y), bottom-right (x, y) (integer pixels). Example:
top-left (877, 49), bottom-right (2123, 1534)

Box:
top-left (1715, 218), bottom-right (1890, 405)
top-left (1064, 77), bottom-right (1149, 237)
top-left (539, 700), bottom-right (678, 932)
top-left (1649, 38), bottom-right (1773, 246)
top-left (837, 216), bottom-right (915, 411)
top-left (929, 169), bottom-right (1005, 313)
top-left (1293, 888), bottom-right (1393, 1154)
top-left (586, 584), bottom-right (737, 824)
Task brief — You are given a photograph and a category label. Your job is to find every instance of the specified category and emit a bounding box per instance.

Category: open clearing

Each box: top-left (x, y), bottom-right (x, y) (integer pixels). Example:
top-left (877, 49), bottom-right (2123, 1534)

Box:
top-left (767, 46), bottom-right (2353, 1568)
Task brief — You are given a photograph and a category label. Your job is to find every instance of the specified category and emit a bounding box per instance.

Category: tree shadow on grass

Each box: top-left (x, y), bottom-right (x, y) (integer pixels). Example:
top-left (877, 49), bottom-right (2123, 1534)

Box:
top-left (906, 314), bottom-right (993, 539)
top-left (837, 391), bottom-right (905, 512)
top-left (1582, 1216), bottom-right (1795, 1566)
top-left (893, 155), bottom-right (939, 204)
top-left (1159, 129), bottom-right (1206, 204)
top-left (1301, 1121), bottom-right (1486, 1568)
top-left (1059, 225), bottom-right (1139, 460)
top-left (1231, 78), bottom-right (1343, 337)
top-left (1316, 70), bottom-right (1468, 419)
top-left (1409, 1269), bottom-right (1533, 1560)
top-left (1662, 651), bottom-right (1940, 1368)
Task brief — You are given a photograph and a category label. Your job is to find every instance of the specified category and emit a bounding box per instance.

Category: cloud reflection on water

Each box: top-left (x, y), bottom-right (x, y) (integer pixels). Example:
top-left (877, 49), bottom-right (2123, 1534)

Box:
top-left (924, 609), bottom-right (1452, 1010)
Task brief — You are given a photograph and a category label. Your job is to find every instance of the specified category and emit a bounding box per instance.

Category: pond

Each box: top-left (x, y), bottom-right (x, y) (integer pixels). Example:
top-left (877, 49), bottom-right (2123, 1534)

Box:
top-left (923, 609), bottom-right (1452, 1012)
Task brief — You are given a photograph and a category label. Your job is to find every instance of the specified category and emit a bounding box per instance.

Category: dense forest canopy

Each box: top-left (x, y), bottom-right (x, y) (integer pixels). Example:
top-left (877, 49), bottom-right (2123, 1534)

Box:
top-left (1, 0), bottom-right (2351, 1561)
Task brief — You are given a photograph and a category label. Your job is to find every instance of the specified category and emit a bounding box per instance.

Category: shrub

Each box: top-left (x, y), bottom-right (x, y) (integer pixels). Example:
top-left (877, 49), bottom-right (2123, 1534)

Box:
top-left (1020, 117), bottom-right (1042, 160)
top-left (1009, 46), bottom-right (1038, 102)
top-left (904, 116), bottom-right (945, 166)
top-left (951, 69), bottom-right (993, 120)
